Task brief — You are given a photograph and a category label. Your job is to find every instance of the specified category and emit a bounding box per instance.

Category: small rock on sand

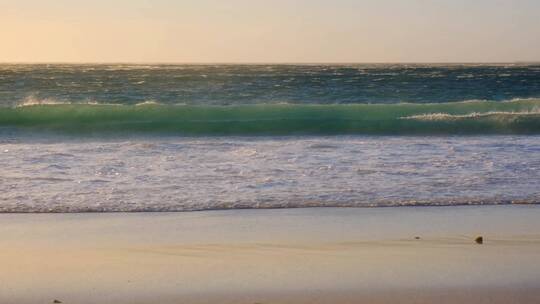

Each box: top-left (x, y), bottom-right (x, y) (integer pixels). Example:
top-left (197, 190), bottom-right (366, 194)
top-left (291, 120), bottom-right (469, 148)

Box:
top-left (475, 236), bottom-right (484, 244)
top-left (53, 300), bottom-right (62, 303)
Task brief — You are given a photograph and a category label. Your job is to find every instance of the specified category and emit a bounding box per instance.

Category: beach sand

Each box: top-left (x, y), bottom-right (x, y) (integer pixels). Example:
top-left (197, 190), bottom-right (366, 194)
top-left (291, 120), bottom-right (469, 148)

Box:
top-left (1, 205), bottom-right (539, 304)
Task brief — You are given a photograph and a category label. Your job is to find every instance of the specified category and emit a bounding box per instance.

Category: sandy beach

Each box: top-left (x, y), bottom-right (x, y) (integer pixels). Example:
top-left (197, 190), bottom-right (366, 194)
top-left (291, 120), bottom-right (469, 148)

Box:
top-left (1, 205), bottom-right (540, 304)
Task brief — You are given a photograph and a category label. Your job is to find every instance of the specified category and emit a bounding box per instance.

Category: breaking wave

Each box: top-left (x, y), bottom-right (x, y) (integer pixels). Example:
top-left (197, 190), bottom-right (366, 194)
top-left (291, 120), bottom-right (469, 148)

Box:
top-left (2, 98), bottom-right (540, 135)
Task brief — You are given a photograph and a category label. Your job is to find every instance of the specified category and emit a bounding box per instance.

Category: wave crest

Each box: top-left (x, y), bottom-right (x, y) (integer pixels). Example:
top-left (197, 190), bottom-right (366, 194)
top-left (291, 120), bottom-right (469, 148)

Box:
top-left (402, 109), bottom-right (540, 121)
top-left (15, 95), bottom-right (71, 107)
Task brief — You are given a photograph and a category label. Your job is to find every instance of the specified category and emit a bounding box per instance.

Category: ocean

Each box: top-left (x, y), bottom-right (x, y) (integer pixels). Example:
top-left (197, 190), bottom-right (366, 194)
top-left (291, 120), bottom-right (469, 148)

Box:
top-left (1, 64), bottom-right (540, 212)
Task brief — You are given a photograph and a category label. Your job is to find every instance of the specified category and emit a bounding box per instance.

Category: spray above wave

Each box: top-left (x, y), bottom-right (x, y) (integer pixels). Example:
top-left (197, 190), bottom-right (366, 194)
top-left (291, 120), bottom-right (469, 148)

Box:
top-left (2, 99), bottom-right (540, 135)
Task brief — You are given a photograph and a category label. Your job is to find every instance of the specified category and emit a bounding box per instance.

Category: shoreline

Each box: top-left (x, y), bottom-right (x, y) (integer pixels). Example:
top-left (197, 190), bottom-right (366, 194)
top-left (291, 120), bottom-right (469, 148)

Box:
top-left (1, 200), bottom-right (540, 214)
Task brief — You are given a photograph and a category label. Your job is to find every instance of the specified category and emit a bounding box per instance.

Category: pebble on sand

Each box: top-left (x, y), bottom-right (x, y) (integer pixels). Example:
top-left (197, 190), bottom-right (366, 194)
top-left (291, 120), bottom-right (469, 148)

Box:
top-left (475, 236), bottom-right (484, 244)
top-left (53, 300), bottom-right (62, 303)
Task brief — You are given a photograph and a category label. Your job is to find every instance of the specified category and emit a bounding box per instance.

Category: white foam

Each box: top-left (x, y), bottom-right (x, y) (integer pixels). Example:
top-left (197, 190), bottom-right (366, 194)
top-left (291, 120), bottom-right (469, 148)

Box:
top-left (2, 136), bottom-right (540, 212)
top-left (14, 96), bottom-right (126, 108)
top-left (402, 109), bottom-right (540, 121)
top-left (15, 95), bottom-right (69, 107)
top-left (135, 100), bottom-right (161, 106)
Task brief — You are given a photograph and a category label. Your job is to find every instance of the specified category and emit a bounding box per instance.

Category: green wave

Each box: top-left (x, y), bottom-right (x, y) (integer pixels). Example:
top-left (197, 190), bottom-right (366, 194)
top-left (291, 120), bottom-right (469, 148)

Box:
top-left (2, 99), bottom-right (540, 135)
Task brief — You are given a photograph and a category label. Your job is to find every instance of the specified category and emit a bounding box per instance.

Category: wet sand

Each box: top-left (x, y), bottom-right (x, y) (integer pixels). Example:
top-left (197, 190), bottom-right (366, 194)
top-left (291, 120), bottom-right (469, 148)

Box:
top-left (1, 205), bottom-right (539, 303)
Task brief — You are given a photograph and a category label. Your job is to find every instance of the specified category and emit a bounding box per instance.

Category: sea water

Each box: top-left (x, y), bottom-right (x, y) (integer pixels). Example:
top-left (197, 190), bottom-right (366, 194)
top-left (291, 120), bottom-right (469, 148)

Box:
top-left (1, 64), bottom-right (540, 212)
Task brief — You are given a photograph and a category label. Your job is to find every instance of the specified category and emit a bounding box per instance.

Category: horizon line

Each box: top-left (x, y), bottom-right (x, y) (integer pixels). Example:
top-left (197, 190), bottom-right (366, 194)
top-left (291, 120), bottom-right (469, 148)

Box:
top-left (1, 61), bottom-right (540, 65)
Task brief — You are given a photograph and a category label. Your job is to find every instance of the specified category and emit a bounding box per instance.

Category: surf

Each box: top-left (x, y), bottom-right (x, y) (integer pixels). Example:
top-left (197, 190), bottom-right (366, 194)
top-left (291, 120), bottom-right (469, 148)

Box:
top-left (2, 99), bottom-right (540, 135)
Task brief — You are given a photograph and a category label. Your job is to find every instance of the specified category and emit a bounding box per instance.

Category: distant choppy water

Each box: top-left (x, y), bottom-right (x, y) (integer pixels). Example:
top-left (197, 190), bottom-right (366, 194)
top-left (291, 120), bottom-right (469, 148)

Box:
top-left (2, 64), bottom-right (540, 105)
top-left (1, 64), bottom-right (540, 212)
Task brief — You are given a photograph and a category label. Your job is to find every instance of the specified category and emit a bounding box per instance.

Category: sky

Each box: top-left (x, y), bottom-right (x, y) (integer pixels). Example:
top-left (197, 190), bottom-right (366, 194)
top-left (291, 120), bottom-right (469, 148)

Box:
top-left (1, 0), bottom-right (540, 63)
